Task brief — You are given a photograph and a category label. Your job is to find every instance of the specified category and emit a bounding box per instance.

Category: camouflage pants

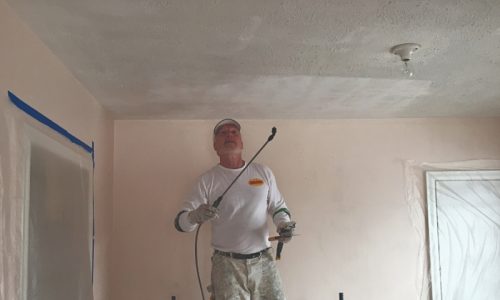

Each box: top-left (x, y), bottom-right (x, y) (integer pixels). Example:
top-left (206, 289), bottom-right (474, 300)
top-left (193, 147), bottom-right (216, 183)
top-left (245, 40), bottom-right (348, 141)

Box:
top-left (210, 249), bottom-right (286, 300)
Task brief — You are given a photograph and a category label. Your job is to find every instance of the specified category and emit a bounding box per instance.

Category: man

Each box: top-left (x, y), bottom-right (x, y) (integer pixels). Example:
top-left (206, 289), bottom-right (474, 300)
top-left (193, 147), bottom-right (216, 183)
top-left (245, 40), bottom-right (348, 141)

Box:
top-left (174, 118), bottom-right (296, 300)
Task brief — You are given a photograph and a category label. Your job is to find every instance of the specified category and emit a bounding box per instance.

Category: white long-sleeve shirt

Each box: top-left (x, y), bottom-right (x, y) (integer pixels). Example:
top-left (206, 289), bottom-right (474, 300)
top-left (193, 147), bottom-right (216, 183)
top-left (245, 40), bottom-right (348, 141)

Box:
top-left (175, 162), bottom-right (291, 254)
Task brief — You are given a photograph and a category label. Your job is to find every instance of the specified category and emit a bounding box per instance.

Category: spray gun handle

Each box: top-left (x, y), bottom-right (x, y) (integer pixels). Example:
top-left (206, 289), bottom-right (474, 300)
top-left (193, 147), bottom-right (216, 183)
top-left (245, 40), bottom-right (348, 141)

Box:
top-left (276, 241), bottom-right (284, 260)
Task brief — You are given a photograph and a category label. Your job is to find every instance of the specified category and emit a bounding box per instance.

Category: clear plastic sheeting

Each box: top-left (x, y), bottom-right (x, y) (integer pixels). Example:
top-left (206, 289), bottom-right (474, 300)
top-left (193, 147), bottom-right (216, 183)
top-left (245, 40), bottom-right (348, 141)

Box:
top-left (427, 170), bottom-right (500, 300)
top-left (1, 101), bottom-right (93, 300)
top-left (1, 102), bottom-right (25, 300)
top-left (404, 160), bottom-right (500, 300)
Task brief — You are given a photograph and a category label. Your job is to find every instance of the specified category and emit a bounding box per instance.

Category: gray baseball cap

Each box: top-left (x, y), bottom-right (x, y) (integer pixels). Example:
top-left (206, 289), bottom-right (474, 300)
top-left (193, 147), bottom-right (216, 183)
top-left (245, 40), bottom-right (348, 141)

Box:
top-left (213, 118), bottom-right (241, 135)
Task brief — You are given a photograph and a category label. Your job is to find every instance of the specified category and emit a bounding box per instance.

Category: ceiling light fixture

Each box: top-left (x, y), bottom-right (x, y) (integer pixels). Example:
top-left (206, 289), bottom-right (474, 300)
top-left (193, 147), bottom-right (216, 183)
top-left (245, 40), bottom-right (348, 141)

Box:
top-left (390, 43), bottom-right (421, 78)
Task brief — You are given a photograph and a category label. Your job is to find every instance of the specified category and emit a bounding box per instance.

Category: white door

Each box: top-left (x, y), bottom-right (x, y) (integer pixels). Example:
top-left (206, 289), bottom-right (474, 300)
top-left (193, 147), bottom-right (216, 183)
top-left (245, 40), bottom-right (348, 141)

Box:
top-left (426, 170), bottom-right (500, 300)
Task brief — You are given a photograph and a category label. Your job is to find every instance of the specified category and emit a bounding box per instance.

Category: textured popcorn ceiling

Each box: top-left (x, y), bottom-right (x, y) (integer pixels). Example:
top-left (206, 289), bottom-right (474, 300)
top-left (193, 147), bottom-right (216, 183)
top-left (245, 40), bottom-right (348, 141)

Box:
top-left (6, 0), bottom-right (500, 119)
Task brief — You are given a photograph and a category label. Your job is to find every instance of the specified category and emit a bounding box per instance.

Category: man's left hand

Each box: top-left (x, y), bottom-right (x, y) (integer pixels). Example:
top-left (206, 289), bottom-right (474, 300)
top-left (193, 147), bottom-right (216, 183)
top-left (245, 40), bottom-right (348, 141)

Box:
top-left (277, 221), bottom-right (296, 243)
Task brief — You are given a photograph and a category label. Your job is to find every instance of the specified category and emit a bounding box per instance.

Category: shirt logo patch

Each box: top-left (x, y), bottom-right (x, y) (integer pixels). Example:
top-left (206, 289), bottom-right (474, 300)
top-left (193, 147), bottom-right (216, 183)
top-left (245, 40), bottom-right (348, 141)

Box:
top-left (248, 178), bottom-right (264, 186)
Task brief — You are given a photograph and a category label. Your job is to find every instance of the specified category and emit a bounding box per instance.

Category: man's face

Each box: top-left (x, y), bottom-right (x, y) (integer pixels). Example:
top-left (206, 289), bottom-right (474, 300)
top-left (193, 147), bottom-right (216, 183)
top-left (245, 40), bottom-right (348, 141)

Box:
top-left (213, 124), bottom-right (243, 156)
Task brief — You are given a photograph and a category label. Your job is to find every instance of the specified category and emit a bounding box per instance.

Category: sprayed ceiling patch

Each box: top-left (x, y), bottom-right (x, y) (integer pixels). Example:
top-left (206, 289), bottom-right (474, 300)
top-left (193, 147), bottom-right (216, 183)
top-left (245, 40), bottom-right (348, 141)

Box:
top-left (147, 75), bottom-right (432, 118)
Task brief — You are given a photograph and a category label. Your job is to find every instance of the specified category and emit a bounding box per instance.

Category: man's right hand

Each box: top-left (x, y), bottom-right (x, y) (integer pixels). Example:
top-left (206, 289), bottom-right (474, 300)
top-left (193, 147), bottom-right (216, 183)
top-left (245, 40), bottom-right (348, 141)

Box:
top-left (188, 204), bottom-right (219, 224)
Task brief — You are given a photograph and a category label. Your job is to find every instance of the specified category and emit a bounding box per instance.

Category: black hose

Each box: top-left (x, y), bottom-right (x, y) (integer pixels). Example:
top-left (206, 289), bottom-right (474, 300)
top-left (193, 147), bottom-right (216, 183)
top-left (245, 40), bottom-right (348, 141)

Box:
top-left (195, 224), bottom-right (205, 300)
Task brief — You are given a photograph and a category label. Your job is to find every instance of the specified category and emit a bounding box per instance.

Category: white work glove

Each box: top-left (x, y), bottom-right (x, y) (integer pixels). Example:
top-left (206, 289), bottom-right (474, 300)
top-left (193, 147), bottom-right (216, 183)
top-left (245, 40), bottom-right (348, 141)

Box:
top-left (188, 204), bottom-right (219, 224)
top-left (277, 221), bottom-right (296, 243)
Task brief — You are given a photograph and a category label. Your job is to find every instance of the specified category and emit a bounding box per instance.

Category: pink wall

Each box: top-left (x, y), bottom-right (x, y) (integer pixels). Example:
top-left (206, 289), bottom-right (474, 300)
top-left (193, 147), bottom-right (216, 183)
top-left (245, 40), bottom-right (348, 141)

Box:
top-left (0, 0), bottom-right (114, 299)
top-left (3, 0), bottom-right (500, 298)
top-left (112, 118), bottom-right (500, 300)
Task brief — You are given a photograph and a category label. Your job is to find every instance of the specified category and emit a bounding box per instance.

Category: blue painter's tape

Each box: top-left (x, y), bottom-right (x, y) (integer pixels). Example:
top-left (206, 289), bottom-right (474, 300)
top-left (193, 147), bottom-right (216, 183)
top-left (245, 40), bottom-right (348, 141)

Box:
top-left (8, 90), bottom-right (94, 155)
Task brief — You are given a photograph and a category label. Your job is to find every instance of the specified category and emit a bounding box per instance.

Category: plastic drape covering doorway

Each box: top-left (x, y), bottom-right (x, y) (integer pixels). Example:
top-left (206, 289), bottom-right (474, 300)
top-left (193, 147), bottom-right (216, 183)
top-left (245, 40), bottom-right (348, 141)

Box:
top-left (426, 170), bottom-right (500, 300)
top-left (405, 160), bottom-right (500, 300)
top-left (0, 95), bottom-right (94, 300)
